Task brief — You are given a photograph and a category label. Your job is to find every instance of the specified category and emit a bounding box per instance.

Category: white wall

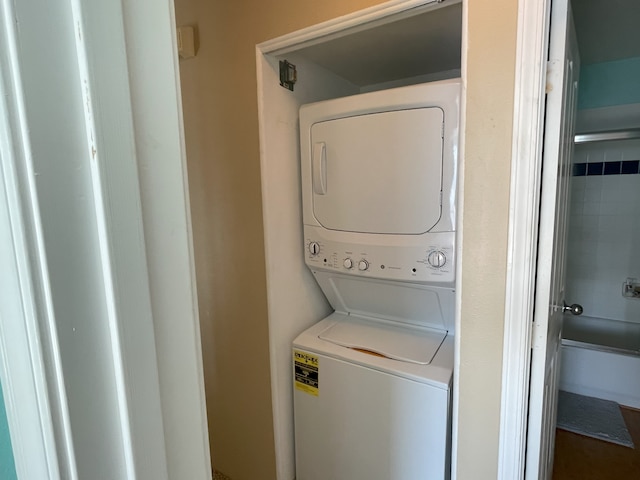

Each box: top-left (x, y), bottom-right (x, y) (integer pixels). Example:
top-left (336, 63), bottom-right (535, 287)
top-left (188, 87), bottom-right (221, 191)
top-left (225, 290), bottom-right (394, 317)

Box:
top-left (566, 139), bottom-right (640, 323)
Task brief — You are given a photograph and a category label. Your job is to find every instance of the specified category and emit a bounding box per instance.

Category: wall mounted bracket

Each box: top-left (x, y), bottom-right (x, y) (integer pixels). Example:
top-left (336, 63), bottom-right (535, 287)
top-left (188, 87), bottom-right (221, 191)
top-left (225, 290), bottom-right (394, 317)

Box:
top-left (279, 60), bottom-right (297, 91)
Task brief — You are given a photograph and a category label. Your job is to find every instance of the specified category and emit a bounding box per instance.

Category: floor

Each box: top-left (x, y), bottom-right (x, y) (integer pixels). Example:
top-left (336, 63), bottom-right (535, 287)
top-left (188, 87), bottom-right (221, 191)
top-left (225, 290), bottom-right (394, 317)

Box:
top-left (213, 470), bottom-right (232, 480)
top-left (552, 406), bottom-right (640, 479)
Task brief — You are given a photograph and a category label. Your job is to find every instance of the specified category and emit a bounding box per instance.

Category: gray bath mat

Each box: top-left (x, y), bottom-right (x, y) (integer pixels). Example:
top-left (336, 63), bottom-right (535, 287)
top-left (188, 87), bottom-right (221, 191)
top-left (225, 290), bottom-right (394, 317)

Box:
top-left (557, 390), bottom-right (634, 448)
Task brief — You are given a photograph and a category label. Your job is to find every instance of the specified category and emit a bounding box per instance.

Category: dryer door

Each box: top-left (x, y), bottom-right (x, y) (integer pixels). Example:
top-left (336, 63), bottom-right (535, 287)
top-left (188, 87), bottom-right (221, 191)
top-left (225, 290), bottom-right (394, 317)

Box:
top-left (310, 107), bottom-right (443, 234)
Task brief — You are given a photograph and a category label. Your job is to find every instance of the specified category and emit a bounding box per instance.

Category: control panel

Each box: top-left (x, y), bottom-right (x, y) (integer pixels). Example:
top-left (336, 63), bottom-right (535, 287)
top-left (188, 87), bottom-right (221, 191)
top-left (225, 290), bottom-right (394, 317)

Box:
top-left (304, 231), bottom-right (455, 286)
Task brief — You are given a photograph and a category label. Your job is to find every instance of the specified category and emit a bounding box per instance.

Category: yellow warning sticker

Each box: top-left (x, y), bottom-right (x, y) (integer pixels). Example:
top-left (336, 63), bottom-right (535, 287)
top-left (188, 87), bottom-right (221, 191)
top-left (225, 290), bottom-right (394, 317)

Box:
top-left (293, 350), bottom-right (319, 396)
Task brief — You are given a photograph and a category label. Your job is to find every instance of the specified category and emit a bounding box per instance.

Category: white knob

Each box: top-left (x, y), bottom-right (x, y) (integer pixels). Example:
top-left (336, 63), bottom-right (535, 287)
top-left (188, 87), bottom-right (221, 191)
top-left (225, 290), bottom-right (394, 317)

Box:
top-left (343, 258), bottom-right (353, 269)
top-left (309, 242), bottom-right (320, 255)
top-left (427, 251), bottom-right (446, 268)
top-left (358, 259), bottom-right (369, 271)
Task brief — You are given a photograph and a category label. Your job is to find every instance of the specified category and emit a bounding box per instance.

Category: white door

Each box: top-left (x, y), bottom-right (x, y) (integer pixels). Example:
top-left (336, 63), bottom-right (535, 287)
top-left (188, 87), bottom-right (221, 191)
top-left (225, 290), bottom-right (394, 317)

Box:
top-left (0, 1), bottom-right (211, 478)
top-left (525, 0), bottom-right (580, 479)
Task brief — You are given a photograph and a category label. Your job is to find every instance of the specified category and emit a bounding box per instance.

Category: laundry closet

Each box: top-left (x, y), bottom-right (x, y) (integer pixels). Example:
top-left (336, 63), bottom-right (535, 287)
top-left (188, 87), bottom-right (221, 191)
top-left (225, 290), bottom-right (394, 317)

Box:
top-left (256, 1), bottom-right (462, 478)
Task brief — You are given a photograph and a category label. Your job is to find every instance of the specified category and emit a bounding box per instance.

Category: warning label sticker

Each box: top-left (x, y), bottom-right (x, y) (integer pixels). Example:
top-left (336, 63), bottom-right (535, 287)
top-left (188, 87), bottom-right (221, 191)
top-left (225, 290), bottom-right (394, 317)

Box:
top-left (293, 350), bottom-right (319, 396)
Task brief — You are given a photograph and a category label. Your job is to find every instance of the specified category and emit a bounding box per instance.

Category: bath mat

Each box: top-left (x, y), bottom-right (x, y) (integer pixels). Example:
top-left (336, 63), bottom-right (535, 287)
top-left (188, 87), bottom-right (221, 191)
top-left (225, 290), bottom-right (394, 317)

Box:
top-left (557, 390), bottom-right (635, 448)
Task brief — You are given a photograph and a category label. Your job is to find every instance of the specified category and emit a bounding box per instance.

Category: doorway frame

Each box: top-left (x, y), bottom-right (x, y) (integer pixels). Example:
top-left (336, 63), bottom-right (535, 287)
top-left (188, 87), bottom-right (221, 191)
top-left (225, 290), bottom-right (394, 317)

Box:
top-left (0, 0), bottom-right (211, 478)
top-left (256, 0), bottom-right (464, 478)
top-left (498, 0), bottom-right (555, 478)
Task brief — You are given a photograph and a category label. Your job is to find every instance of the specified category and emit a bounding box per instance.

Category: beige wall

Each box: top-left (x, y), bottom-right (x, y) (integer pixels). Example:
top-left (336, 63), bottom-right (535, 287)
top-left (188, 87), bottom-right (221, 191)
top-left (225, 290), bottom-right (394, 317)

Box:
top-left (456, 0), bottom-right (517, 478)
top-left (175, 0), bottom-right (518, 478)
top-left (174, 1), bottom-right (388, 479)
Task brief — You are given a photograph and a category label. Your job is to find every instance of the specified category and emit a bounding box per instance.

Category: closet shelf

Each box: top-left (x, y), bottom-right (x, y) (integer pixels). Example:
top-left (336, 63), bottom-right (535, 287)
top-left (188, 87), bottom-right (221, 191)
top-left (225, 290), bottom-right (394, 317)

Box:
top-left (575, 128), bottom-right (640, 144)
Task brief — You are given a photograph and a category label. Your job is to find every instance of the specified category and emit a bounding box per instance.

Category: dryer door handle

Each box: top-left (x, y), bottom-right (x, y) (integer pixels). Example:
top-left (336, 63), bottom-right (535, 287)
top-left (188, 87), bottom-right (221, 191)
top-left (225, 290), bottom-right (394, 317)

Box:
top-left (312, 142), bottom-right (327, 195)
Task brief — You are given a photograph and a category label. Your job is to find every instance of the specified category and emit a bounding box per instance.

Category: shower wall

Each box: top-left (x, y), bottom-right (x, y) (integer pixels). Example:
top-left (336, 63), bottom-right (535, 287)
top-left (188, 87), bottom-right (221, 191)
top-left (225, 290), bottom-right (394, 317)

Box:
top-left (566, 139), bottom-right (640, 323)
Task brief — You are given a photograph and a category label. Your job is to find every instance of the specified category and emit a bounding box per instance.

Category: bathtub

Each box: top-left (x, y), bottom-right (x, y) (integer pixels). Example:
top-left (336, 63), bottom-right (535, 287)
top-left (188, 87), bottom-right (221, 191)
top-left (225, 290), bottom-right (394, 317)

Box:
top-left (559, 314), bottom-right (640, 409)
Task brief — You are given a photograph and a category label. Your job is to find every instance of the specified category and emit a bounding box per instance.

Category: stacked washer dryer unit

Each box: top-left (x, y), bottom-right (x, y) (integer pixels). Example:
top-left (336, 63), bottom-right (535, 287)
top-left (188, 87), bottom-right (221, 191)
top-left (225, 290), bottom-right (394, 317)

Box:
top-left (292, 78), bottom-right (460, 480)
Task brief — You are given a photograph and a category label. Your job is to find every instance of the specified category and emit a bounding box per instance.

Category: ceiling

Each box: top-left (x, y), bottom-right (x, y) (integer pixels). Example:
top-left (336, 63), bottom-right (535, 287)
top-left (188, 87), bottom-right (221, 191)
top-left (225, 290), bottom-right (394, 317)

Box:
top-left (290, 2), bottom-right (462, 87)
top-left (285, 0), bottom-right (639, 87)
top-left (573, 0), bottom-right (640, 64)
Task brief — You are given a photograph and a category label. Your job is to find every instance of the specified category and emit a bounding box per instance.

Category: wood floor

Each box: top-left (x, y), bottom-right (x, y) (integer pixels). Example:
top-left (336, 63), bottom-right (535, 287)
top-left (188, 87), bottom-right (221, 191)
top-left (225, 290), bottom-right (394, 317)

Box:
top-left (552, 406), bottom-right (640, 479)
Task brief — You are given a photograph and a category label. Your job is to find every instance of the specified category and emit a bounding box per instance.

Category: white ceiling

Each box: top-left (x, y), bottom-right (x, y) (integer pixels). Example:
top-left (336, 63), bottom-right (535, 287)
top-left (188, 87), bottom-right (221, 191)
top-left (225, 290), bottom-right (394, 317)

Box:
top-left (573, 0), bottom-right (640, 65)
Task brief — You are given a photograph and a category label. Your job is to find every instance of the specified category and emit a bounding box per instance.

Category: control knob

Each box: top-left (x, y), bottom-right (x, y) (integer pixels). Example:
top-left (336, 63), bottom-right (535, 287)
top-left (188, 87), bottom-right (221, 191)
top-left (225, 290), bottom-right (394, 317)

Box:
top-left (308, 242), bottom-right (320, 255)
top-left (358, 259), bottom-right (369, 271)
top-left (343, 258), bottom-right (353, 269)
top-left (427, 250), bottom-right (446, 268)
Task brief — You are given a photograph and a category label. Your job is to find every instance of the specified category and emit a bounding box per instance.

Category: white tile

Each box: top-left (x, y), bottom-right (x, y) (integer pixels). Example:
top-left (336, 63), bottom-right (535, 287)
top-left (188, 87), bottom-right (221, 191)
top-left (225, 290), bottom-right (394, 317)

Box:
top-left (565, 277), bottom-right (593, 297)
top-left (572, 146), bottom-right (588, 164)
top-left (598, 200), bottom-right (637, 216)
top-left (567, 259), bottom-right (592, 279)
top-left (577, 240), bottom-right (598, 257)
top-left (564, 175), bottom-right (640, 321)
top-left (583, 176), bottom-right (602, 203)
top-left (604, 147), bottom-right (623, 162)
top-left (568, 213), bottom-right (583, 230)
top-left (598, 201), bottom-right (622, 216)
top-left (617, 176), bottom-right (640, 202)
top-left (573, 282), bottom-right (600, 316)
top-left (585, 144), bottom-right (605, 163)
top-left (632, 233), bottom-right (640, 271)
top-left (601, 175), bottom-right (625, 202)
top-left (566, 247), bottom-right (585, 263)
top-left (570, 176), bottom-right (586, 198)
top-left (618, 202), bottom-right (638, 216)
top-left (621, 139), bottom-right (640, 160)
top-left (580, 215), bottom-right (599, 236)
top-left (599, 215), bottom-right (633, 238)
top-left (594, 288), bottom-right (622, 318)
top-left (600, 174), bottom-right (622, 189)
top-left (570, 202), bottom-right (584, 216)
top-left (595, 254), bottom-right (627, 277)
top-left (581, 201), bottom-right (601, 216)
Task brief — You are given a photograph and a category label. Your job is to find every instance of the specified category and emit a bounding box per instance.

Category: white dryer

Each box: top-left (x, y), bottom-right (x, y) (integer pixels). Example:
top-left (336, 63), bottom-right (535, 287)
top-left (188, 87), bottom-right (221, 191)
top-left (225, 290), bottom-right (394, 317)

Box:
top-left (293, 79), bottom-right (460, 480)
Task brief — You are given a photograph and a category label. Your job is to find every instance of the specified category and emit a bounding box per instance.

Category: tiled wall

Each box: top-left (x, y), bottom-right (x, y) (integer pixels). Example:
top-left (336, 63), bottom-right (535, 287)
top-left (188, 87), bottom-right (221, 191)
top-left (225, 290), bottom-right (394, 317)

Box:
top-left (566, 139), bottom-right (640, 323)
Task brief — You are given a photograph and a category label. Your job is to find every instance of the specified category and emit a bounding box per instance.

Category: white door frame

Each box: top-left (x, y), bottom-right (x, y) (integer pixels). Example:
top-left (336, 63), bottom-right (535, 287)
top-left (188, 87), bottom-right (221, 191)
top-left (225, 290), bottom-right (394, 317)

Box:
top-left (0, 64), bottom-right (62, 479)
top-left (256, 2), bottom-right (461, 478)
top-left (498, 0), bottom-right (555, 478)
top-left (1, 0), bottom-right (556, 476)
top-left (0, 0), bottom-right (211, 478)
top-left (0, 0), bottom-right (78, 476)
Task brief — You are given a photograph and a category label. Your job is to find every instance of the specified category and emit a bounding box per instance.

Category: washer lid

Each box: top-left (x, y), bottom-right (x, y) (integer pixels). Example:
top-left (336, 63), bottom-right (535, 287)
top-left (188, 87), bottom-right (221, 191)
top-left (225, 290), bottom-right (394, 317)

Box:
top-left (318, 316), bottom-right (447, 365)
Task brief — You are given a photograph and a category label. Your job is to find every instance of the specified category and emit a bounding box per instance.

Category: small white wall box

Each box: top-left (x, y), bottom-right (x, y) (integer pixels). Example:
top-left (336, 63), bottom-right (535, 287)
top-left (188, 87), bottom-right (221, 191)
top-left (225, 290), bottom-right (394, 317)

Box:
top-left (177, 25), bottom-right (197, 59)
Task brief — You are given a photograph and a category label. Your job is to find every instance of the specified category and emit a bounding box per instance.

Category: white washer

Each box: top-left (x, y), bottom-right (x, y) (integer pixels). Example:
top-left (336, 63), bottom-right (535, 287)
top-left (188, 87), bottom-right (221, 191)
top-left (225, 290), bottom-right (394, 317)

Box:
top-left (293, 313), bottom-right (452, 480)
top-left (294, 79), bottom-right (460, 480)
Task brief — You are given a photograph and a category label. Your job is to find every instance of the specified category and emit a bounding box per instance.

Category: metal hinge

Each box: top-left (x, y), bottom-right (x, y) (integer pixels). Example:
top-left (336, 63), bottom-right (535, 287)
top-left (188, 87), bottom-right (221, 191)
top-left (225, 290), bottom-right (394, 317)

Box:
top-left (545, 60), bottom-right (557, 94)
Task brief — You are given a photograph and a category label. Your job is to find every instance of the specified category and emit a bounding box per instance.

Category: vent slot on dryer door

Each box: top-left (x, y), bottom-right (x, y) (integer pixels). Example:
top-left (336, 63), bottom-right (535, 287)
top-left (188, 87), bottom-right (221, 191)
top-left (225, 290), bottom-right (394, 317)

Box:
top-left (310, 107), bottom-right (444, 235)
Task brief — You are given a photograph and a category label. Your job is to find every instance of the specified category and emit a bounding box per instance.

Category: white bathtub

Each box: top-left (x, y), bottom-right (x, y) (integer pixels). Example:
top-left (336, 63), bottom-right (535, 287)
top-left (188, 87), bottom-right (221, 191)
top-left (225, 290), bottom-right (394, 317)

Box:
top-left (559, 314), bottom-right (640, 409)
